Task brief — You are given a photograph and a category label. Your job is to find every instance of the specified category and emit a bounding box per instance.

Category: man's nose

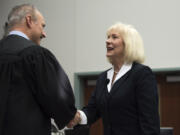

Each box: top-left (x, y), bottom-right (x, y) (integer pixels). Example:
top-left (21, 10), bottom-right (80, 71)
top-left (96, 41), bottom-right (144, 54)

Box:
top-left (42, 31), bottom-right (47, 38)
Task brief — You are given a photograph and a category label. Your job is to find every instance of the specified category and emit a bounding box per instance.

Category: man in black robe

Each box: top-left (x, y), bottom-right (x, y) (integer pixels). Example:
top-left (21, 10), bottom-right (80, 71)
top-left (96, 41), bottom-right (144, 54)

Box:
top-left (0, 4), bottom-right (77, 135)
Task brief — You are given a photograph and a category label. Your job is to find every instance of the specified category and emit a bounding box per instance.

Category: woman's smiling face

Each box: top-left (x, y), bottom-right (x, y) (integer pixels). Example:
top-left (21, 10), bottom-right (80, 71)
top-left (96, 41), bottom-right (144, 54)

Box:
top-left (106, 29), bottom-right (125, 60)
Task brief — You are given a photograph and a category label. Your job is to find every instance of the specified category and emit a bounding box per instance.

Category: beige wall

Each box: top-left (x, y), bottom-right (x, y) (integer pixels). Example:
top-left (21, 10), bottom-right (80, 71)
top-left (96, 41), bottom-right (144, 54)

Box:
top-left (0, 0), bottom-right (180, 87)
top-left (75, 0), bottom-right (180, 72)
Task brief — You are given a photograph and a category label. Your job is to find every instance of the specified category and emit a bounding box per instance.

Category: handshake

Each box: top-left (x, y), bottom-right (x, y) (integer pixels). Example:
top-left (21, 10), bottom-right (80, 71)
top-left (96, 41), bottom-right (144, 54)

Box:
top-left (67, 111), bottom-right (82, 128)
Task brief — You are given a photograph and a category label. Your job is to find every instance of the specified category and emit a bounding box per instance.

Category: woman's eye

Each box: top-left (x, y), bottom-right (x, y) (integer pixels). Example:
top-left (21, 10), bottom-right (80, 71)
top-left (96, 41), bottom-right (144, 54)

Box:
top-left (112, 35), bottom-right (118, 39)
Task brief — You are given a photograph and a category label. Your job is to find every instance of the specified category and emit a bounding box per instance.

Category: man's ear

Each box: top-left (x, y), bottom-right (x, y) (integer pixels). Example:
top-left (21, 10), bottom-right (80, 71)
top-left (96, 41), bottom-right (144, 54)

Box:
top-left (25, 15), bottom-right (33, 28)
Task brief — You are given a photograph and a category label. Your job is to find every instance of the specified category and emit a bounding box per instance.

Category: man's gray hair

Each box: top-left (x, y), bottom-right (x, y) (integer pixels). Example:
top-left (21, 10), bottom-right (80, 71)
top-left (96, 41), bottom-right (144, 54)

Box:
top-left (3, 4), bottom-right (38, 37)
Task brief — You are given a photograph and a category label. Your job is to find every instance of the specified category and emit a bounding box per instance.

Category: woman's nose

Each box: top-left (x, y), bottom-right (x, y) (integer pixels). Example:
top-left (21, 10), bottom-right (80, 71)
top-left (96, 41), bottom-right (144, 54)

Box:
top-left (106, 38), bottom-right (111, 44)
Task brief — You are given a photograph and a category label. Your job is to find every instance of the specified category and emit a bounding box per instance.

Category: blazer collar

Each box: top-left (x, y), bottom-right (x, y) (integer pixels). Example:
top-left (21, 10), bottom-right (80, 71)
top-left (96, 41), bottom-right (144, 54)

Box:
top-left (107, 62), bottom-right (132, 92)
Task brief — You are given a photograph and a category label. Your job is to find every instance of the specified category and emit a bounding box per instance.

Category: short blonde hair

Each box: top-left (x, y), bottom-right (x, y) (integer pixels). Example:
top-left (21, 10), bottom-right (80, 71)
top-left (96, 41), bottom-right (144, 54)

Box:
top-left (107, 22), bottom-right (145, 64)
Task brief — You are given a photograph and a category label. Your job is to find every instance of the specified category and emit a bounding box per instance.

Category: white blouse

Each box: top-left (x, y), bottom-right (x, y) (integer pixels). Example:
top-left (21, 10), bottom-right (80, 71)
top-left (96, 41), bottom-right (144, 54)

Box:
top-left (107, 63), bottom-right (132, 92)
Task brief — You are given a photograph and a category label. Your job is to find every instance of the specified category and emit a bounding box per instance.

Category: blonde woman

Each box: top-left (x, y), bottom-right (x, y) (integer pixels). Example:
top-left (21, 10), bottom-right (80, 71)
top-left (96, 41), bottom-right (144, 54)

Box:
top-left (69, 22), bottom-right (160, 135)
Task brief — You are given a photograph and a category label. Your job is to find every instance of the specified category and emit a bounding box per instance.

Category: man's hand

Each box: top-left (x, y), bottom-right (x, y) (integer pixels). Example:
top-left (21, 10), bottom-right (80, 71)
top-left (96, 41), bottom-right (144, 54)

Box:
top-left (67, 111), bottom-right (81, 128)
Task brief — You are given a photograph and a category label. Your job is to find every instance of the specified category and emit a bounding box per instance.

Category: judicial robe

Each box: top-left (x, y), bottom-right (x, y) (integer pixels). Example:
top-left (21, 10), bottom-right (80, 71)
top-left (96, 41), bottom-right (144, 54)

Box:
top-left (82, 62), bottom-right (160, 135)
top-left (0, 35), bottom-right (76, 135)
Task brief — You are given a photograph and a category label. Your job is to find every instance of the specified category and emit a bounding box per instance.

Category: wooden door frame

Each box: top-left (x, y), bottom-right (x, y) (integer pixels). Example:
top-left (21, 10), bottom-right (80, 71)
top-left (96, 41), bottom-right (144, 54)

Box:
top-left (74, 71), bottom-right (100, 108)
top-left (74, 67), bottom-right (180, 109)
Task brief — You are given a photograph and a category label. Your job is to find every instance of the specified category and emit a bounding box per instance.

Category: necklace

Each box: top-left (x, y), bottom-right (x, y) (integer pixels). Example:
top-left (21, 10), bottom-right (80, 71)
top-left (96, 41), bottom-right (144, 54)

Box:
top-left (114, 71), bottom-right (119, 74)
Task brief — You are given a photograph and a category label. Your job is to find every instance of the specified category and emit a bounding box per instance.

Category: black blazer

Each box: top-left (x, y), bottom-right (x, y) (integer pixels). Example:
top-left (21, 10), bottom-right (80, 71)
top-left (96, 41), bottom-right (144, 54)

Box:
top-left (83, 62), bottom-right (160, 135)
top-left (0, 35), bottom-right (76, 135)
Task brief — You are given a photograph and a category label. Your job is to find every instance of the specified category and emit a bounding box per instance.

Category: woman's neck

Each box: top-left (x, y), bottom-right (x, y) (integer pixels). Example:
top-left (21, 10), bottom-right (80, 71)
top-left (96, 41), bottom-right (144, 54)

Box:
top-left (111, 61), bottom-right (123, 86)
top-left (112, 59), bottom-right (124, 73)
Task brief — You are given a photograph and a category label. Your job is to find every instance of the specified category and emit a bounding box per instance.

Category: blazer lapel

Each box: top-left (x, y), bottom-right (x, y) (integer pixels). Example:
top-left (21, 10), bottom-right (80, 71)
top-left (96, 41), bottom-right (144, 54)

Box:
top-left (110, 70), bottom-right (131, 95)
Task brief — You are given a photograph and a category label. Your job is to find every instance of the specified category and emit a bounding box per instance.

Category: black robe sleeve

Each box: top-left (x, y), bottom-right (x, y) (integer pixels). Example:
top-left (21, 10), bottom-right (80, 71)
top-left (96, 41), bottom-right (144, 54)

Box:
top-left (22, 46), bottom-right (76, 129)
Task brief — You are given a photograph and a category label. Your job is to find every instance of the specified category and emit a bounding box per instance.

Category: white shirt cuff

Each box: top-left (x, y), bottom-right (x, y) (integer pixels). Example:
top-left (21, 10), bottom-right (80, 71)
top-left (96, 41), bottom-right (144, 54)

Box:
top-left (78, 110), bottom-right (87, 125)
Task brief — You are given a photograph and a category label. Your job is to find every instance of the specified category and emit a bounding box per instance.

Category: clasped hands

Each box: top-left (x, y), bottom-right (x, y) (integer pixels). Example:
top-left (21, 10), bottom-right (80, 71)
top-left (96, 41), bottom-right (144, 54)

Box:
top-left (67, 111), bottom-right (81, 128)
